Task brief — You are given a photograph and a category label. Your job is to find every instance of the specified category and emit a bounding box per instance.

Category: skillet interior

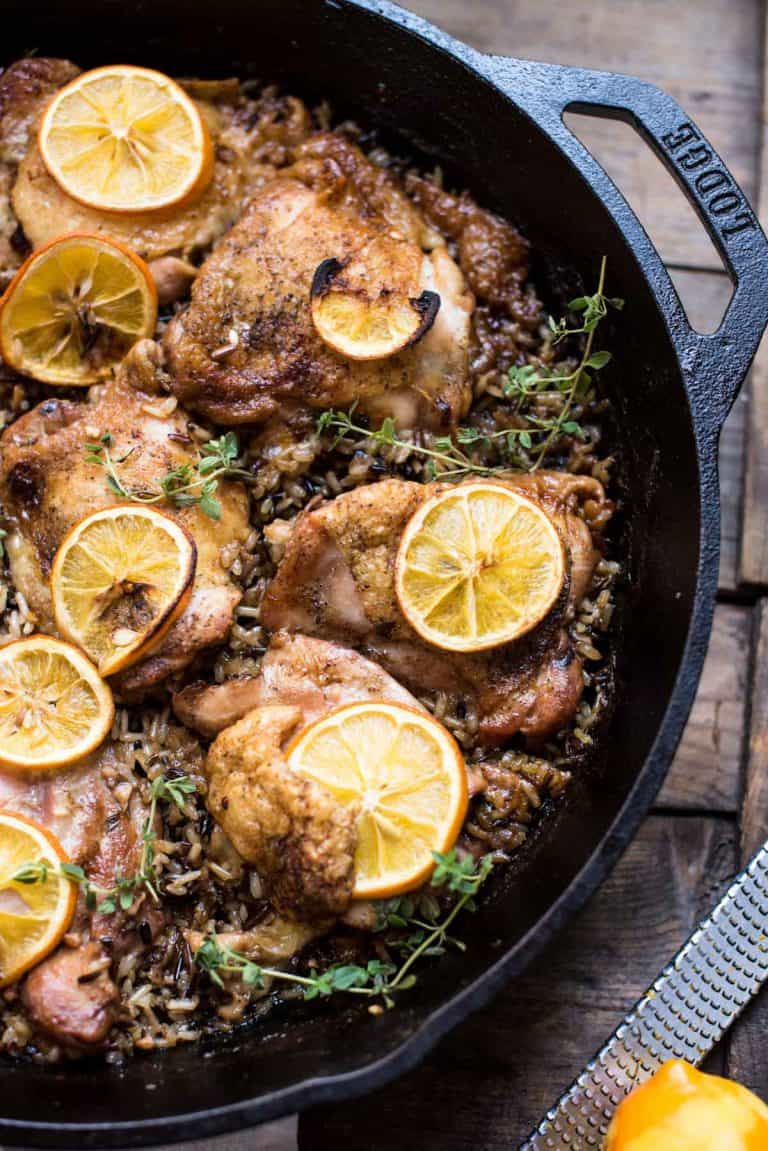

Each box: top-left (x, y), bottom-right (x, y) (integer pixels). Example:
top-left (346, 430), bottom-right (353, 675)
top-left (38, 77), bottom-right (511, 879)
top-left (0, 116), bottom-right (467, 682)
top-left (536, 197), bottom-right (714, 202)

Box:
top-left (0, 0), bottom-right (706, 1142)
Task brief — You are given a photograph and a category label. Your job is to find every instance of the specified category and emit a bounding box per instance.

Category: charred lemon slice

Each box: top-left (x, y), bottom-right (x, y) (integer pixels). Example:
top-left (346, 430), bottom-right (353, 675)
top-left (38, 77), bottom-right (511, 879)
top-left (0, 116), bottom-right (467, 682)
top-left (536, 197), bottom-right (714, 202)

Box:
top-left (310, 235), bottom-right (440, 361)
top-left (38, 65), bottom-right (213, 214)
top-left (0, 636), bottom-right (114, 770)
top-left (0, 811), bottom-right (78, 987)
top-left (395, 482), bottom-right (566, 653)
top-left (51, 506), bottom-right (196, 677)
top-left (286, 701), bottom-right (468, 899)
top-left (0, 233), bottom-right (157, 386)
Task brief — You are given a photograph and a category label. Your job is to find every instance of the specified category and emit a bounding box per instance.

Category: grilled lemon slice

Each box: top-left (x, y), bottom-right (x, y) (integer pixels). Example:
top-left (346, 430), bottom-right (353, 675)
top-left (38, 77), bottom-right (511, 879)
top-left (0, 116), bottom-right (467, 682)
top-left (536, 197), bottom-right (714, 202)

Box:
top-left (0, 811), bottom-right (78, 988)
top-left (51, 506), bottom-right (196, 677)
top-left (395, 482), bottom-right (565, 652)
top-left (0, 636), bottom-right (113, 770)
top-left (0, 233), bottom-right (157, 386)
top-left (286, 701), bottom-right (468, 899)
top-left (39, 65), bottom-right (213, 214)
top-left (310, 235), bottom-right (440, 361)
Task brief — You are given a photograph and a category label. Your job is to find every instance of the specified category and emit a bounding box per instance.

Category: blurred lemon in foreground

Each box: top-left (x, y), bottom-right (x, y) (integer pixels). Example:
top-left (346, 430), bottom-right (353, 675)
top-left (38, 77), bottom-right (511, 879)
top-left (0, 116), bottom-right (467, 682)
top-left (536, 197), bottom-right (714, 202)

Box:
top-left (606, 1059), bottom-right (768, 1151)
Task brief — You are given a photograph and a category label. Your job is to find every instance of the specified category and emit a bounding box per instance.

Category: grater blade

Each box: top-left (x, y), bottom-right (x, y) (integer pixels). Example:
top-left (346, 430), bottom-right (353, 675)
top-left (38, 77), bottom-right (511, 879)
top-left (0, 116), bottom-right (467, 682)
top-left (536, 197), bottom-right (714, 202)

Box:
top-left (521, 840), bottom-right (768, 1150)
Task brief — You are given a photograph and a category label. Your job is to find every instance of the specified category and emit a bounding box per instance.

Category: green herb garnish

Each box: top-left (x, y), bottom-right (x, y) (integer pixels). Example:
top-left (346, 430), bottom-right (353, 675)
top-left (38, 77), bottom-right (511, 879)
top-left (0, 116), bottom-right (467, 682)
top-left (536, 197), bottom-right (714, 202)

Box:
top-left (194, 849), bottom-right (493, 1009)
top-left (317, 257), bottom-right (621, 477)
top-left (84, 431), bottom-right (252, 521)
top-left (13, 773), bottom-right (197, 914)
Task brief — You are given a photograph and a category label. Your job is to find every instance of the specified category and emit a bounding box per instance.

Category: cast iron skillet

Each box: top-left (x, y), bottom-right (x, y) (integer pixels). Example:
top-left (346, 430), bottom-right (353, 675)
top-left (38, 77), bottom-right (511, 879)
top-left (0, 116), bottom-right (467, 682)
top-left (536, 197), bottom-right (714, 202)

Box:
top-left (1, 0), bottom-right (767, 1144)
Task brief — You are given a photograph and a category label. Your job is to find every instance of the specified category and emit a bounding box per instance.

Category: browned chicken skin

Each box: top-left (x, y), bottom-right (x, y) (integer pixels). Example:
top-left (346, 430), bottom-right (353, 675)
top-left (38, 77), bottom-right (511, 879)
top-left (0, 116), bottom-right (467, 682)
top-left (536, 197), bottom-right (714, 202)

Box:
top-left (0, 744), bottom-right (149, 1047)
top-left (0, 57), bottom-right (80, 275)
top-left (0, 340), bottom-right (250, 696)
top-left (3, 62), bottom-right (311, 273)
top-left (406, 173), bottom-right (540, 325)
top-left (174, 631), bottom-right (422, 737)
top-left (201, 636), bottom-right (424, 919)
top-left (261, 474), bottom-right (611, 745)
top-left (206, 704), bottom-right (358, 920)
top-left (164, 133), bottom-right (473, 428)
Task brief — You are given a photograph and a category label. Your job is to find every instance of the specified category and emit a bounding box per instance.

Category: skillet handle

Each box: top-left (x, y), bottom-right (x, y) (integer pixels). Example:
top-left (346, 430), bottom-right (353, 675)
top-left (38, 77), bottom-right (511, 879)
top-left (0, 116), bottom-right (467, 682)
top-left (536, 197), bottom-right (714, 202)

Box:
top-left (481, 57), bottom-right (768, 434)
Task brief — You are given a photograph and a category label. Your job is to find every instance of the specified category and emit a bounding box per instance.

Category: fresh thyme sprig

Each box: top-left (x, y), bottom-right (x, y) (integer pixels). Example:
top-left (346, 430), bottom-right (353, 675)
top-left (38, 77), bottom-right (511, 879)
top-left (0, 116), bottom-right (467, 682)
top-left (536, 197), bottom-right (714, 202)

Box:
top-left (131, 773), bottom-right (197, 906)
top-left (12, 773), bottom-right (197, 914)
top-left (84, 430), bottom-right (252, 521)
top-left (316, 407), bottom-right (498, 481)
top-left (194, 849), bottom-right (493, 1009)
top-left (316, 257), bottom-right (621, 477)
top-left (502, 255), bottom-right (623, 468)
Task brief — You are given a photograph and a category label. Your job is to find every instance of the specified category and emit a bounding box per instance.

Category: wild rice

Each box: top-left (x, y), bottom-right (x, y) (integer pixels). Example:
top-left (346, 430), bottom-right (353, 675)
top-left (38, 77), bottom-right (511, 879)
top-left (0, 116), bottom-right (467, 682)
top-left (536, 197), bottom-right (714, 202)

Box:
top-left (0, 87), bottom-right (621, 1062)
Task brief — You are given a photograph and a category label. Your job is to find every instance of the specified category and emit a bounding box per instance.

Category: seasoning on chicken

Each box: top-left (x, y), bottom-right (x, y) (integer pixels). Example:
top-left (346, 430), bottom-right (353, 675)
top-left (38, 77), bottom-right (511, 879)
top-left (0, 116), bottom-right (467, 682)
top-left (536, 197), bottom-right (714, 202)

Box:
top-left (0, 57), bottom-right (80, 275)
top-left (164, 132), bottom-right (473, 428)
top-left (206, 704), bottom-right (358, 920)
top-left (0, 340), bottom-right (250, 696)
top-left (261, 474), bottom-right (612, 745)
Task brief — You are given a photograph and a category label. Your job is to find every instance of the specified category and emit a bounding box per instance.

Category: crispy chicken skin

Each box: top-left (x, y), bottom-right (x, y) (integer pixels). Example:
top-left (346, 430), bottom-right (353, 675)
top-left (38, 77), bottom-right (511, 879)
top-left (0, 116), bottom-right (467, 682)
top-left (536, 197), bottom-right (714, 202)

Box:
top-left (0, 744), bottom-right (148, 1047)
top-left (0, 340), bottom-right (250, 696)
top-left (164, 132), bottom-right (473, 428)
top-left (261, 474), bottom-right (612, 745)
top-left (201, 637), bottom-right (423, 918)
top-left (206, 704), bottom-right (358, 920)
top-left (173, 631), bottom-right (422, 737)
top-left (406, 173), bottom-right (540, 325)
top-left (7, 68), bottom-right (311, 269)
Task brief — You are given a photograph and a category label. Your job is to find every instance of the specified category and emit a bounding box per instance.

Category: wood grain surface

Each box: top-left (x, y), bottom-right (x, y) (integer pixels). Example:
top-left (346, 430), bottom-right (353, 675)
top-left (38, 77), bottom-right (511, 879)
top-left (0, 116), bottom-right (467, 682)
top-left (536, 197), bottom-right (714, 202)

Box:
top-left (137, 3), bottom-right (768, 1148)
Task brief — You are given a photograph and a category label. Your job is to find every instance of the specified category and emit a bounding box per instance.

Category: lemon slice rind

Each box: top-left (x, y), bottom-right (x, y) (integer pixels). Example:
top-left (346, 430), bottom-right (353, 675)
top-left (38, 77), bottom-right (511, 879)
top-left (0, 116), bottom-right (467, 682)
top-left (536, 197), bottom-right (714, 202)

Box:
top-left (0, 635), bottom-right (114, 771)
top-left (38, 65), bottom-right (213, 215)
top-left (286, 700), bottom-right (468, 900)
top-left (50, 505), bottom-right (196, 677)
top-left (395, 481), bottom-right (566, 653)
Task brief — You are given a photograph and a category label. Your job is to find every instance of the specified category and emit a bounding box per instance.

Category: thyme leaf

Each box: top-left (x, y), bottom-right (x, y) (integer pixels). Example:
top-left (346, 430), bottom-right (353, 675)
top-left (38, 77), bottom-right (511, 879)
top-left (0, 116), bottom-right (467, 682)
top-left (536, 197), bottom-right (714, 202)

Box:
top-left (316, 257), bottom-right (620, 477)
top-left (502, 255), bottom-right (622, 469)
top-left (316, 407), bottom-right (499, 481)
top-left (84, 430), bottom-right (252, 521)
top-left (194, 850), bottom-right (493, 1008)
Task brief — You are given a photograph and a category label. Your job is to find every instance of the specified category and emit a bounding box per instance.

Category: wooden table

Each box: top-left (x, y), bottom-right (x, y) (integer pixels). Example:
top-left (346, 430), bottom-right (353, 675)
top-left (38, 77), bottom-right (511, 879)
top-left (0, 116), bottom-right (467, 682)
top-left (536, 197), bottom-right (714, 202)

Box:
top-left (165, 3), bottom-right (768, 1148)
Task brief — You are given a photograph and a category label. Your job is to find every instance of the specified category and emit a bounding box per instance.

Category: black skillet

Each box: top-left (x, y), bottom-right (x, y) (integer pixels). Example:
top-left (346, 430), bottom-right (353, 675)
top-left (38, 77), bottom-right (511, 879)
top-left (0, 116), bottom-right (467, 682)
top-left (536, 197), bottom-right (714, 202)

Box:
top-left (1, 0), bottom-right (767, 1144)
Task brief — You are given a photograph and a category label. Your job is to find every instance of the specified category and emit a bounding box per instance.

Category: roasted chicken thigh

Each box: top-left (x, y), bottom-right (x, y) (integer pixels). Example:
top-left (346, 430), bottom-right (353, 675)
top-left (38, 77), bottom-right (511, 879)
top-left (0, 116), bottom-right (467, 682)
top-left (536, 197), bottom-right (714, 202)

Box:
top-left (0, 340), bottom-right (250, 696)
top-left (0, 59), bottom-right (311, 297)
top-left (261, 474), bottom-right (612, 745)
top-left (164, 133), bottom-right (474, 428)
top-left (0, 743), bottom-right (150, 1046)
top-left (200, 634), bottom-right (424, 919)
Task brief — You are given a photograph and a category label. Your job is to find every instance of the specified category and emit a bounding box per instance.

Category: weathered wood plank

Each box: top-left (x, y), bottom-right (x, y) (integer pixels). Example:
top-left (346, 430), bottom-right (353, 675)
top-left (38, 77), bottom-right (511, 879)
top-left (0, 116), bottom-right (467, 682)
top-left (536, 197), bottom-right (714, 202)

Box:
top-left (408, 0), bottom-right (763, 269)
top-left (657, 602), bottom-right (750, 813)
top-left (299, 816), bottom-right (737, 1150)
top-left (740, 599), bottom-right (768, 859)
top-left (739, 11), bottom-right (768, 589)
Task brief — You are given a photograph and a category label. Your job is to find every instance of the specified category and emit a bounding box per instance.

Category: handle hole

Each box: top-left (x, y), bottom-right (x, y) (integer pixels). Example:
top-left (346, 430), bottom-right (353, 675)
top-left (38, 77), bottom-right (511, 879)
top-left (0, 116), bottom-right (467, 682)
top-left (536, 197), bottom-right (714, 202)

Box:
top-left (563, 111), bottom-right (733, 334)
